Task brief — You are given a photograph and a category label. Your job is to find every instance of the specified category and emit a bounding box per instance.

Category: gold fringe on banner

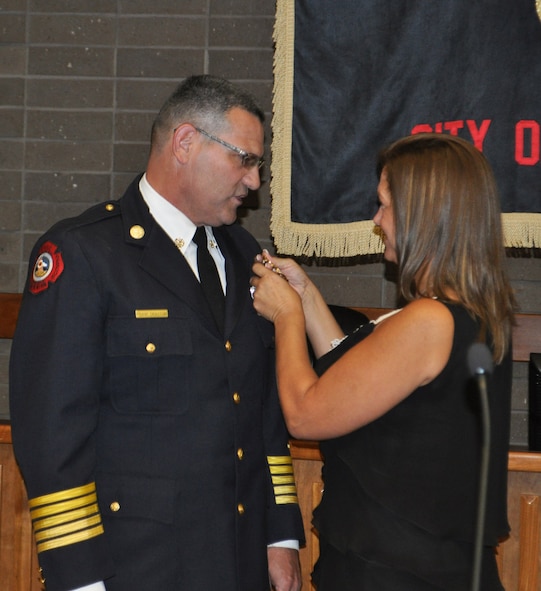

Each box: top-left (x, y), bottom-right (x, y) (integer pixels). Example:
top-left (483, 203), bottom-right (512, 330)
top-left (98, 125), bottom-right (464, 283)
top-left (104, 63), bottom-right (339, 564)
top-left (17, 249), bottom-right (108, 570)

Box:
top-left (271, 0), bottom-right (383, 257)
top-left (503, 213), bottom-right (541, 248)
top-left (271, 0), bottom-right (541, 257)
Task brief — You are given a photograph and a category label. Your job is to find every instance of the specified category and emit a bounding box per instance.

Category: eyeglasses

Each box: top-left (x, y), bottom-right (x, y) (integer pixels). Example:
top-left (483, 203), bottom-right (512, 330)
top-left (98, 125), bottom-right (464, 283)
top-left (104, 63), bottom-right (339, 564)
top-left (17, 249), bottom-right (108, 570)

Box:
top-left (195, 127), bottom-right (265, 170)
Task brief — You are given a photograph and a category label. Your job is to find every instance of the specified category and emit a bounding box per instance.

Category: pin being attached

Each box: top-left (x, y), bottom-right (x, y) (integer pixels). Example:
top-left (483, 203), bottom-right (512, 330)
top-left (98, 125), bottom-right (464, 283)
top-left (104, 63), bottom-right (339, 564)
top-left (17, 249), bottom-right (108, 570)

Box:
top-left (261, 255), bottom-right (287, 281)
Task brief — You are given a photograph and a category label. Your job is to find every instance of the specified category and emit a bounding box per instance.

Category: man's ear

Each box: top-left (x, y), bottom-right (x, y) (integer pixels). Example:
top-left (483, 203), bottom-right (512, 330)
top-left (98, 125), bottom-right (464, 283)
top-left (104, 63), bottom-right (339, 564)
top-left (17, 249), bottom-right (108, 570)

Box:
top-left (172, 123), bottom-right (197, 163)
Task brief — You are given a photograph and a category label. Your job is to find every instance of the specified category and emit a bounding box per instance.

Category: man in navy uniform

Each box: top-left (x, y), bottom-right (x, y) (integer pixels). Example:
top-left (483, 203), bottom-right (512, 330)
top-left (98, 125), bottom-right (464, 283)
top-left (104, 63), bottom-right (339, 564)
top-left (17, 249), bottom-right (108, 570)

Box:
top-left (10, 75), bottom-right (303, 591)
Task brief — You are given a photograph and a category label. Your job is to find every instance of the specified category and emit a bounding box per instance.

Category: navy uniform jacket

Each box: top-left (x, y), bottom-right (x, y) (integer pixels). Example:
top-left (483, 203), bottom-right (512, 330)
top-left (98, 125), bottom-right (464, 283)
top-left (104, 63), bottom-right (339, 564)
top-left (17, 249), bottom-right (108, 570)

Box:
top-left (10, 176), bottom-right (304, 591)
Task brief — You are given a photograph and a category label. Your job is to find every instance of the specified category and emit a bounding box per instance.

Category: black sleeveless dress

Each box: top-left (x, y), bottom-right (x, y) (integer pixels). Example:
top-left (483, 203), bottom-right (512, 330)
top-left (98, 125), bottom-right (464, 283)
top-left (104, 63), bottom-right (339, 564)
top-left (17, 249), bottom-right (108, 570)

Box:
top-left (311, 304), bottom-right (511, 591)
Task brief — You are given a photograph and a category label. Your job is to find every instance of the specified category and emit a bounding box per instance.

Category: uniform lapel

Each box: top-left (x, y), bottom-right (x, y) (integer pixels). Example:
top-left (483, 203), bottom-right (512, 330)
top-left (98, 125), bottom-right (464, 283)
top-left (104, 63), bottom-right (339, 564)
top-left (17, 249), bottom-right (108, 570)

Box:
top-left (119, 182), bottom-right (216, 329)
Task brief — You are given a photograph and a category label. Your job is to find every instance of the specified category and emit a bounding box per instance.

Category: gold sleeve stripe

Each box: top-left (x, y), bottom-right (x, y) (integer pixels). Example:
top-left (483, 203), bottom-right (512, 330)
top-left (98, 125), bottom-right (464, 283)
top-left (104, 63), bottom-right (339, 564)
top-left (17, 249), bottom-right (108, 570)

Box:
top-left (29, 482), bottom-right (96, 508)
top-left (28, 482), bottom-right (104, 553)
top-left (271, 475), bottom-right (296, 485)
top-left (273, 485), bottom-right (298, 495)
top-left (267, 455), bottom-right (293, 465)
top-left (267, 455), bottom-right (298, 505)
top-left (269, 464), bottom-right (294, 475)
top-left (32, 503), bottom-right (100, 530)
top-left (275, 495), bottom-right (299, 505)
top-left (30, 492), bottom-right (97, 519)
top-left (34, 514), bottom-right (102, 542)
top-left (36, 524), bottom-right (104, 554)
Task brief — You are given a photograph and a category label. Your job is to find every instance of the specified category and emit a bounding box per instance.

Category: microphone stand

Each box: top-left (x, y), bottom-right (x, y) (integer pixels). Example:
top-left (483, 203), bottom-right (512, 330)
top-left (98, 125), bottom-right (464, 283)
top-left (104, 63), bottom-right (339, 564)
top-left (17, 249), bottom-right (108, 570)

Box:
top-left (471, 370), bottom-right (491, 591)
top-left (467, 343), bottom-right (493, 591)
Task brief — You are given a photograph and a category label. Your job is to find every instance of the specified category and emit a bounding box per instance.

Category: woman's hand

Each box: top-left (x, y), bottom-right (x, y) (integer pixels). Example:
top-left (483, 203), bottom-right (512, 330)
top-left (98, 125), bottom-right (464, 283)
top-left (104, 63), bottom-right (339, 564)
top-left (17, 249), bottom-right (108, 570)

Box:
top-left (255, 250), bottom-right (311, 300)
top-left (252, 251), bottom-right (345, 357)
top-left (250, 258), bottom-right (303, 324)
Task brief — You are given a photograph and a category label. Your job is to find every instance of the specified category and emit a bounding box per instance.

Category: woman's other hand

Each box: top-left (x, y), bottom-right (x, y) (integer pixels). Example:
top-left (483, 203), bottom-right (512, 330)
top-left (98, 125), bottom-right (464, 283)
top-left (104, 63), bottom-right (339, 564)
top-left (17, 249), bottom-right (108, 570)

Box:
top-left (255, 250), bottom-right (311, 300)
top-left (250, 258), bottom-right (303, 324)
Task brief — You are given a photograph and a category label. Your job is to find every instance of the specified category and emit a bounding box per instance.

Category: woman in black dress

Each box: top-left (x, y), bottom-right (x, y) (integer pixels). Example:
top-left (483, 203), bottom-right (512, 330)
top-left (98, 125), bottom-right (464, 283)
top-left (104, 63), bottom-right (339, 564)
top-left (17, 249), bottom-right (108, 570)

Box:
top-left (251, 133), bottom-right (516, 590)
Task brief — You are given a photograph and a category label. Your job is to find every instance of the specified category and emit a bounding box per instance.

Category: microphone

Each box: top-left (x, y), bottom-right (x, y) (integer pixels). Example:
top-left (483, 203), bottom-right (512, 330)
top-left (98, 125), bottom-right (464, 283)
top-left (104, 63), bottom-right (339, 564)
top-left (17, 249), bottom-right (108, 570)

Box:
top-left (467, 342), bottom-right (493, 591)
top-left (468, 342), bottom-right (494, 379)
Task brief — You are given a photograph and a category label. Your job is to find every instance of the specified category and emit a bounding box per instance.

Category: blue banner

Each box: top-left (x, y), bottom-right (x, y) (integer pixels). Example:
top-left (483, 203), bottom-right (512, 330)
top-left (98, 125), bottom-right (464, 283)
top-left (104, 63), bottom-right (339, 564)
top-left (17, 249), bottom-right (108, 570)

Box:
top-left (271, 0), bottom-right (541, 257)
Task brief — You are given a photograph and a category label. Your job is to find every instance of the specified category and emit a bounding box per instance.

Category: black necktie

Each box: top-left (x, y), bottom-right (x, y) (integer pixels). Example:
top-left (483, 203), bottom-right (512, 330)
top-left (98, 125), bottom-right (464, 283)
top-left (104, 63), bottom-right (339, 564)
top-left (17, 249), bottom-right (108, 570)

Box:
top-left (193, 226), bottom-right (225, 333)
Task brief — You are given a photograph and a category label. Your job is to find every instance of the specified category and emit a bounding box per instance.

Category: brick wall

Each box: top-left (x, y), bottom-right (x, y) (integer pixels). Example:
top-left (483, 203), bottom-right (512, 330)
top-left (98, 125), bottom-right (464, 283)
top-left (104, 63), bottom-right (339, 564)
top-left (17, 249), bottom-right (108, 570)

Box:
top-left (1, 0), bottom-right (540, 445)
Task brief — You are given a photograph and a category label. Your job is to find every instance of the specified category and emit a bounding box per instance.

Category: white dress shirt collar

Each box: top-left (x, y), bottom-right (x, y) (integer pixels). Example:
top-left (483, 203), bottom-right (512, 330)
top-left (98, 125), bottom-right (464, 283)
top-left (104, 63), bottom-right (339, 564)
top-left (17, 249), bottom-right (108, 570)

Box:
top-left (139, 173), bottom-right (197, 255)
top-left (138, 174), bottom-right (226, 291)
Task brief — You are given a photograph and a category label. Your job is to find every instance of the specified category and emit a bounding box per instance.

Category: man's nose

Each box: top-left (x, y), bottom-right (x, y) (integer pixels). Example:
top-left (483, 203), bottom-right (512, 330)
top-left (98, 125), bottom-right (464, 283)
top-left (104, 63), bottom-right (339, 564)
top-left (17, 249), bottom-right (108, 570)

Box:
top-left (243, 166), bottom-right (262, 191)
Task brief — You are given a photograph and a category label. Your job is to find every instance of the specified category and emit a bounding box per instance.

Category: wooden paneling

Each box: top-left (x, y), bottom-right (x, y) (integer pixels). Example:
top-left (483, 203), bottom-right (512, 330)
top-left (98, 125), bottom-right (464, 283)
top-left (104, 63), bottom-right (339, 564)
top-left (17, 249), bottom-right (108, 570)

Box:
top-left (498, 469), bottom-right (541, 591)
top-left (290, 443), bottom-right (323, 590)
top-left (0, 293), bottom-right (22, 340)
top-left (3, 295), bottom-right (541, 590)
top-left (513, 315), bottom-right (541, 363)
top-left (0, 423), bottom-right (42, 591)
top-left (291, 441), bottom-right (541, 591)
top-left (2, 422), bottom-right (541, 590)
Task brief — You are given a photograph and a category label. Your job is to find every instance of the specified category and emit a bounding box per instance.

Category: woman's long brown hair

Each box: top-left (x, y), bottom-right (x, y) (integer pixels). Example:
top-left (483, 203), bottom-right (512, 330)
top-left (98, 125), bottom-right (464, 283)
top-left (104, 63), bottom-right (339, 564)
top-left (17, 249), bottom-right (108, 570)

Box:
top-left (377, 133), bottom-right (516, 363)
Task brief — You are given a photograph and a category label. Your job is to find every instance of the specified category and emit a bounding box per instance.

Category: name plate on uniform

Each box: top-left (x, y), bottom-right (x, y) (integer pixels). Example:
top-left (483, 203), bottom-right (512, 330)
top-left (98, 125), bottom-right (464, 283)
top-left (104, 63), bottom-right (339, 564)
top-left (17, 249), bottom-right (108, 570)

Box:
top-left (135, 309), bottom-right (169, 319)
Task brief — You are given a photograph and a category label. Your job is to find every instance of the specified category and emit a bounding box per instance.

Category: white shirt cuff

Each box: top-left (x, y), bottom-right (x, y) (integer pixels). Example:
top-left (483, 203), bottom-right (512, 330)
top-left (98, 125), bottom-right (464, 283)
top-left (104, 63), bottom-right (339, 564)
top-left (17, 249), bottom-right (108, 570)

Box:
top-left (68, 583), bottom-right (106, 591)
top-left (267, 539), bottom-right (299, 550)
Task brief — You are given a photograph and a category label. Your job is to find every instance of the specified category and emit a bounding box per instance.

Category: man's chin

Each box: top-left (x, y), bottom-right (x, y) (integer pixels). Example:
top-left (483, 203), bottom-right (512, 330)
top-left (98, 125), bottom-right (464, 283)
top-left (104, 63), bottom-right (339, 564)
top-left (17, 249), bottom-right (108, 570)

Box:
top-left (215, 211), bottom-right (239, 227)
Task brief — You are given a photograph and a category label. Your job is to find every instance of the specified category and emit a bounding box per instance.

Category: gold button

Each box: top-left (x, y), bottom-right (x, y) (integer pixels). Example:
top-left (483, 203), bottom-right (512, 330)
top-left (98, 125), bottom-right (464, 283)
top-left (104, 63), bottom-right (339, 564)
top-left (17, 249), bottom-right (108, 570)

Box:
top-left (105, 203), bottom-right (115, 211)
top-left (110, 501), bottom-right (121, 512)
top-left (237, 503), bottom-right (245, 514)
top-left (225, 340), bottom-right (232, 352)
top-left (237, 448), bottom-right (244, 460)
top-left (233, 392), bottom-right (240, 404)
top-left (130, 225), bottom-right (145, 239)
top-left (146, 342), bottom-right (156, 354)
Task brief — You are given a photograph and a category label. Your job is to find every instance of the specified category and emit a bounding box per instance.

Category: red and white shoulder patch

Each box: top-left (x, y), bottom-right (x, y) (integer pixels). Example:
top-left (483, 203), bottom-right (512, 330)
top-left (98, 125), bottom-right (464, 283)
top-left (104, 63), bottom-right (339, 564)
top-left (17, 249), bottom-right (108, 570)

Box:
top-left (29, 241), bottom-right (64, 294)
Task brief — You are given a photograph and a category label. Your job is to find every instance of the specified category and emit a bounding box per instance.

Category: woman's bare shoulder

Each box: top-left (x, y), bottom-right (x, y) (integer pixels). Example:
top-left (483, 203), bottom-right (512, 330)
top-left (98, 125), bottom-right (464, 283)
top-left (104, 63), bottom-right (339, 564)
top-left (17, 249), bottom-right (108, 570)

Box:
top-left (377, 297), bottom-right (454, 332)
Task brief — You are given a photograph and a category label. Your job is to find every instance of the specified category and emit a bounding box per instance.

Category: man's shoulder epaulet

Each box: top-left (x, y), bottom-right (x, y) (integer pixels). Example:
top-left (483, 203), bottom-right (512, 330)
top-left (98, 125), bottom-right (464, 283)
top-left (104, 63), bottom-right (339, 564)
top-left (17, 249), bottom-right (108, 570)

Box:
top-left (82, 200), bottom-right (122, 223)
top-left (27, 200), bottom-right (124, 295)
top-left (51, 200), bottom-right (122, 233)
